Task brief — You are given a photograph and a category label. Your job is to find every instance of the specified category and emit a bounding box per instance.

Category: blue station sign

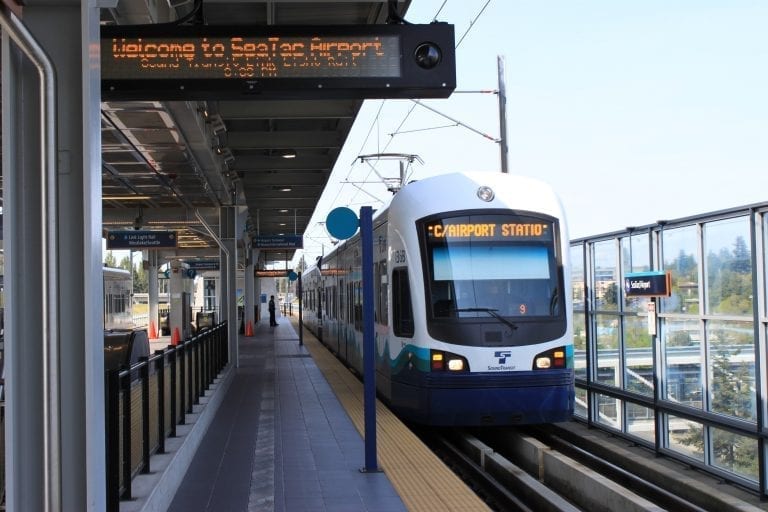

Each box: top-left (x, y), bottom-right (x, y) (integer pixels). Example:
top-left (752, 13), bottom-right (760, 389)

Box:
top-left (253, 235), bottom-right (303, 249)
top-left (107, 230), bottom-right (177, 249)
top-left (187, 260), bottom-right (220, 271)
top-left (624, 271), bottom-right (672, 297)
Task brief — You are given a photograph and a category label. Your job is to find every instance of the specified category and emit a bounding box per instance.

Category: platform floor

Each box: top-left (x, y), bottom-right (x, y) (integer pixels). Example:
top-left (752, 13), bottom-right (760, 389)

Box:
top-left (165, 314), bottom-right (488, 511)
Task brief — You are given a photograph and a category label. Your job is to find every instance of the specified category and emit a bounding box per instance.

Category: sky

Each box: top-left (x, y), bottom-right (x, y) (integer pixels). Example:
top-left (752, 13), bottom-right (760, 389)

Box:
top-left (293, 0), bottom-right (768, 267)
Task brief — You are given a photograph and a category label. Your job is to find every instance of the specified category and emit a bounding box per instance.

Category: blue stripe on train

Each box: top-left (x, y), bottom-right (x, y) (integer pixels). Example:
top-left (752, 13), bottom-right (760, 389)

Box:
top-left (390, 368), bottom-right (574, 425)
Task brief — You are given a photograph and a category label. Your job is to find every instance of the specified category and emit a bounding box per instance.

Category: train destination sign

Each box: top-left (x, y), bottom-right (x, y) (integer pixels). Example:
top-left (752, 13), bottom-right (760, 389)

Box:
top-left (426, 222), bottom-right (552, 241)
top-left (624, 271), bottom-right (672, 297)
top-left (101, 24), bottom-right (456, 100)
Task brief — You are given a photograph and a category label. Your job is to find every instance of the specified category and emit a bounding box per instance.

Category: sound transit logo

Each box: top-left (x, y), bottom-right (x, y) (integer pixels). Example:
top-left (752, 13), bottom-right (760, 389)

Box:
top-left (488, 350), bottom-right (515, 371)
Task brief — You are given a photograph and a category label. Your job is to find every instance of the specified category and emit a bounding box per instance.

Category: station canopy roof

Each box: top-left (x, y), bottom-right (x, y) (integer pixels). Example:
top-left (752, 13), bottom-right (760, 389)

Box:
top-left (101, 0), bottom-right (413, 269)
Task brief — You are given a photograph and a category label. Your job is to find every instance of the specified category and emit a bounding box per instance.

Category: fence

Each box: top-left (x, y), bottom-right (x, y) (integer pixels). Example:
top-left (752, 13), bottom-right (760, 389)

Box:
top-left (104, 322), bottom-right (228, 510)
top-left (571, 202), bottom-right (768, 496)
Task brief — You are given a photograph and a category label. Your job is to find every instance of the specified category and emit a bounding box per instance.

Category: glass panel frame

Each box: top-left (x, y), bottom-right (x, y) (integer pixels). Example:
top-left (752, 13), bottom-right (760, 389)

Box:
top-left (626, 403), bottom-right (655, 444)
top-left (710, 426), bottom-right (759, 482)
top-left (593, 239), bottom-right (619, 312)
top-left (706, 320), bottom-right (756, 422)
top-left (622, 233), bottom-right (651, 313)
top-left (595, 313), bottom-right (620, 387)
top-left (663, 318), bottom-right (703, 408)
top-left (624, 314), bottom-right (653, 396)
top-left (661, 225), bottom-right (700, 315)
top-left (667, 414), bottom-right (706, 463)
top-left (703, 217), bottom-right (752, 316)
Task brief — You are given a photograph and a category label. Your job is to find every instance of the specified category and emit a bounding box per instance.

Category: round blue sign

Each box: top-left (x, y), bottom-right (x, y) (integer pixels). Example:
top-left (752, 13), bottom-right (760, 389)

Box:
top-left (287, 271), bottom-right (298, 281)
top-left (326, 207), bottom-right (359, 240)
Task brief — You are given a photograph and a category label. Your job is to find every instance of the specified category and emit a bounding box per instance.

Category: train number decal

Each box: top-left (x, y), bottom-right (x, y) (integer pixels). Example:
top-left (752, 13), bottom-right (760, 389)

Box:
top-left (393, 249), bottom-right (407, 264)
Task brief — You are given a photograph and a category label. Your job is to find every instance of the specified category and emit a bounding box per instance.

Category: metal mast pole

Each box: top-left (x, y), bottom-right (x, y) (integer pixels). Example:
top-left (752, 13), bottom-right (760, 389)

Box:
top-left (497, 55), bottom-right (509, 173)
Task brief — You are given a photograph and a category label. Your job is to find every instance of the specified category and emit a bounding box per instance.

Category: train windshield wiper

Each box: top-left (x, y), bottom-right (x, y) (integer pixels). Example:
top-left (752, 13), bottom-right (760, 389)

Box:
top-left (452, 308), bottom-right (518, 331)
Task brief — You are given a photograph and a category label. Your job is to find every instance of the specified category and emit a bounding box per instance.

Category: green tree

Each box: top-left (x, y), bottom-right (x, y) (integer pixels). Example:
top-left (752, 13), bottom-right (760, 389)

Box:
top-left (679, 346), bottom-right (757, 477)
top-left (730, 236), bottom-right (750, 274)
top-left (104, 251), bottom-right (117, 268)
top-left (118, 255), bottom-right (131, 271)
top-left (133, 260), bottom-right (148, 293)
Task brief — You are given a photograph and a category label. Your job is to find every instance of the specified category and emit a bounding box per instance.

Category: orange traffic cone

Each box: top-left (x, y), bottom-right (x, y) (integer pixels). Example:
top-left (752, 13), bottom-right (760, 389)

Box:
top-left (245, 321), bottom-right (254, 337)
top-left (148, 321), bottom-right (158, 339)
top-left (171, 327), bottom-right (181, 346)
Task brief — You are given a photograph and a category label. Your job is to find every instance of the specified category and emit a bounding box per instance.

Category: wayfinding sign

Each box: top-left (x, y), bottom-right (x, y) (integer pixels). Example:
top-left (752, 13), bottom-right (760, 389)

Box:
top-left (253, 234), bottom-right (303, 250)
top-left (624, 271), bottom-right (672, 297)
top-left (101, 23), bottom-right (456, 100)
top-left (107, 230), bottom-right (177, 249)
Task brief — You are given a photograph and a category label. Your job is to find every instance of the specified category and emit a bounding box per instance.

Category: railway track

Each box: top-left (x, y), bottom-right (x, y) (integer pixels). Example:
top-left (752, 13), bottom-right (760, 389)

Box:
top-left (415, 422), bottom-right (765, 512)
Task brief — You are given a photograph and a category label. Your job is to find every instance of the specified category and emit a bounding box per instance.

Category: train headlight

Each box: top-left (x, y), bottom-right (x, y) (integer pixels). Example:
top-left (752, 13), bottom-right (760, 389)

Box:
top-left (533, 346), bottom-right (568, 370)
top-left (477, 186), bottom-right (494, 202)
top-left (430, 350), bottom-right (469, 372)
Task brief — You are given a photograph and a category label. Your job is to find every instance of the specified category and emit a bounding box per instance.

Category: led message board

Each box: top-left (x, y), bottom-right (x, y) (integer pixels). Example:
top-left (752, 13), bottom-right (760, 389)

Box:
top-left (101, 24), bottom-right (455, 100)
top-left (426, 222), bottom-right (552, 241)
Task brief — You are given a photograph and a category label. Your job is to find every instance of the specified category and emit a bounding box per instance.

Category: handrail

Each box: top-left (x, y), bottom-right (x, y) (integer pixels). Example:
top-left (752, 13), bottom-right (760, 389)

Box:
top-left (105, 323), bottom-right (228, 509)
top-left (0, 8), bottom-right (60, 512)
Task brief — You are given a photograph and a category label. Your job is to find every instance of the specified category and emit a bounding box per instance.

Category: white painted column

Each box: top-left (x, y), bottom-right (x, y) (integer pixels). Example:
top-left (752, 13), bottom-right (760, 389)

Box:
top-left (2, 2), bottom-right (105, 510)
top-left (244, 246), bottom-right (255, 332)
top-left (220, 207), bottom-right (238, 364)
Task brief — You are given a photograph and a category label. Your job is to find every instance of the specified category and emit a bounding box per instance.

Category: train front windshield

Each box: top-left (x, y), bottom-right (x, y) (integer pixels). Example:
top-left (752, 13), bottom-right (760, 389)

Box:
top-left (422, 213), bottom-right (563, 321)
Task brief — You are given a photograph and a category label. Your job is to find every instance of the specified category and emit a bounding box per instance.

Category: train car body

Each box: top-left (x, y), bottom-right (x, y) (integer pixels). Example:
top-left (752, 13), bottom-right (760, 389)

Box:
top-left (302, 172), bottom-right (574, 426)
top-left (104, 267), bottom-right (134, 330)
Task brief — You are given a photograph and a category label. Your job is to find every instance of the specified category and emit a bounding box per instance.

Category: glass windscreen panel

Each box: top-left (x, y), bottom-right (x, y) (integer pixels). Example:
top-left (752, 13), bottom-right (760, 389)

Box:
top-left (423, 213), bottom-right (561, 320)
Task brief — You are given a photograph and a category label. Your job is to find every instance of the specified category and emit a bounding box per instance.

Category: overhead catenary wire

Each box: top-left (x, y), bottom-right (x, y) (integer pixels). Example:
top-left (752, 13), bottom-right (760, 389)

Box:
top-left (348, 1), bottom-right (496, 206)
top-left (296, 1), bottom-right (496, 266)
top-left (455, 0), bottom-right (493, 48)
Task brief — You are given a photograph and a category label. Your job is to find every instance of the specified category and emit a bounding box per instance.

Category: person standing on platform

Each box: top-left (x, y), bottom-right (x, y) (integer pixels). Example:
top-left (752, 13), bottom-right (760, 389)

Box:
top-left (269, 295), bottom-right (278, 326)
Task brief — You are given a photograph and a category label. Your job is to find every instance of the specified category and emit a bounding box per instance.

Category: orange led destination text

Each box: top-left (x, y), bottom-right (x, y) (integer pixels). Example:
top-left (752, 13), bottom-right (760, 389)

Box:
top-left (428, 223), bottom-right (548, 238)
top-left (110, 37), bottom-right (385, 63)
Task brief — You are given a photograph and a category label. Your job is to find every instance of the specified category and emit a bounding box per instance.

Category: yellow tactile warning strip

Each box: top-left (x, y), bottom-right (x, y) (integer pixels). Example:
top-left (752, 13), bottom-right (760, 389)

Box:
top-left (293, 320), bottom-right (491, 512)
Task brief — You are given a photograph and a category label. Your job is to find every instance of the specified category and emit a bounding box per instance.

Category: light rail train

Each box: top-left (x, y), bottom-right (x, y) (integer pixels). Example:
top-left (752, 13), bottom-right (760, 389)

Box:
top-left (302, 171), bottom-right (574, 426)
top-left (104, 267), bottom-right (133, 330)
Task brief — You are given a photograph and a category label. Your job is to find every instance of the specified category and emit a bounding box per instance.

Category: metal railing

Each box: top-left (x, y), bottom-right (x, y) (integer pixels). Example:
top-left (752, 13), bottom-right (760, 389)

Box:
top-left (281, 302), bottom-right (297, 317)
top-left (571, 201), bottom-right (768, 497)
top-left (104, 322), bottom-right (228, 510)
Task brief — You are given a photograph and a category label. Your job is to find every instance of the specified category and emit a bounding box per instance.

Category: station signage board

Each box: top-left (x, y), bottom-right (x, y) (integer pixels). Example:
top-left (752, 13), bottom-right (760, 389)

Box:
top-left (624, 271), bottom-right (672, 297)
top-left (107, 230), bottom-right (177, 249)
top-left (101, 23), bottom-right (456, 100)
top-left (255, 269), bottom-right (291, 277)
top-left (253, 234), bottom-right (303, 249)
top-left (187, 260), bottom-right (220, 271)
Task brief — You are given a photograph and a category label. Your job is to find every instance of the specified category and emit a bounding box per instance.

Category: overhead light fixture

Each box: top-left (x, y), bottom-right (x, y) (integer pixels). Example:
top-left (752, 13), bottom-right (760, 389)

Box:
top-left (103, 195), bottom-right (152, 201)
top-left (280, 187), bottom-right (293, 192)
top-left (209, 114), bottom-right (227, 135)
top-left (280, 149), bottom-right (297, 159)
top-left (133, 208), bottom-right (144, 230)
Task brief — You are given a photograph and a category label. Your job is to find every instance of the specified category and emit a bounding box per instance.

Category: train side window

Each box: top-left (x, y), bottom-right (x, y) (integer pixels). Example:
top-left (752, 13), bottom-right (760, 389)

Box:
top-left (354, 281), bottom-right (363, 332)
top-left (392, 267), bottom-right (414, 337)
top-left (374, 262), bottom-right (379, 323)
top-left (380, 261), bottom-right (388, 326)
